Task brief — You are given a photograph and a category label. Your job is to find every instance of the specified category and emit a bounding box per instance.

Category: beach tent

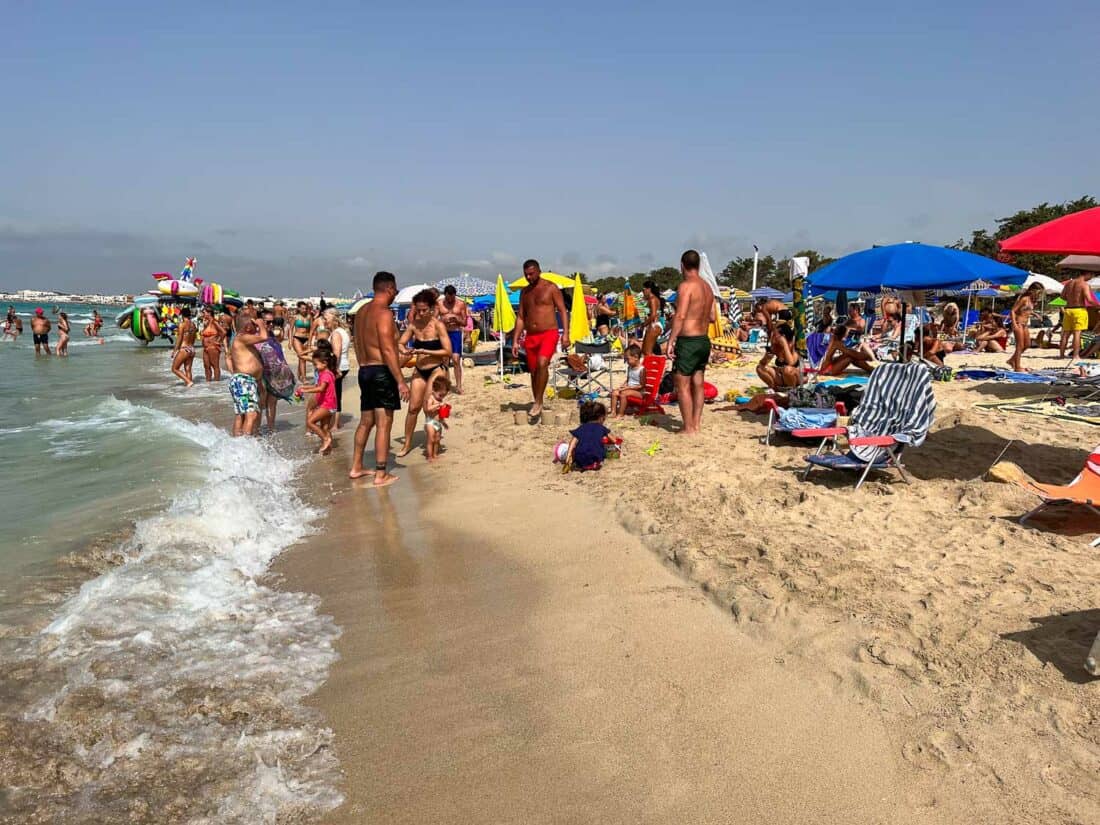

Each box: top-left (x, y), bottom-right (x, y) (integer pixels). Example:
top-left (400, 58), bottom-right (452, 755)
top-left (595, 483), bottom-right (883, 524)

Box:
top-left (1000, 207), bottom-right (1100, 255)
top-left (508, 271), bottom-right (574, 289)
top-left (492, 274), bottom-right (516, 377)
top-left (394, 283), bottom-right (433, 304)
top-left (435, 275), bottom-right (496, 296)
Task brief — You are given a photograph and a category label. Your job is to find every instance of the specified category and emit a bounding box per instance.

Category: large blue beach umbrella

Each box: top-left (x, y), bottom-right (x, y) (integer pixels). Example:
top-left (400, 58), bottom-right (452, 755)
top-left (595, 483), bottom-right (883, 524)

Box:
top-left (808, 243), bottom-right (1027, 359)
top-left (808, 243), bottom-right (1027, 294)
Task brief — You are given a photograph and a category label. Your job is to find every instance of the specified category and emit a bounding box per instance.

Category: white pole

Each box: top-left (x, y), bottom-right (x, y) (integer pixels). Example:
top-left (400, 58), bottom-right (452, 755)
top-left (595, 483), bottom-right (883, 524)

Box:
top-left (751, 245), bottom-right (760, 292)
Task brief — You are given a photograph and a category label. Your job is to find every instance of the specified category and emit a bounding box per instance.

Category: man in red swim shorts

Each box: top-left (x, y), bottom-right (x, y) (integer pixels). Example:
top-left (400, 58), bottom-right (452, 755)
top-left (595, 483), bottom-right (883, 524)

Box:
top-left (512, 259), bottom-right (570, 422)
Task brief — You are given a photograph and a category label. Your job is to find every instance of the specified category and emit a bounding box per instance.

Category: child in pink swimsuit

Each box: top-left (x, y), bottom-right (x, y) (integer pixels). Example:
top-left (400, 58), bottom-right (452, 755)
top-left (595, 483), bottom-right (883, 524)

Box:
top-left (297, 352), bottom-right (338, 453)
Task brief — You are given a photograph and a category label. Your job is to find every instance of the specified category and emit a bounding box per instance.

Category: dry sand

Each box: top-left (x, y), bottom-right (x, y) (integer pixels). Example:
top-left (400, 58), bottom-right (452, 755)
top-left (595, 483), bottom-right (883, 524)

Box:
top-left (276, 345), bottom-right (1099, 824)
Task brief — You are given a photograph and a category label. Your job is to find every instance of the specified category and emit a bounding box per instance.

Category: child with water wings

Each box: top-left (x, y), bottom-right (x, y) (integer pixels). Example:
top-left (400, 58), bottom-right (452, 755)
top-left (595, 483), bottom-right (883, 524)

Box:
top-left (610, 344), bottom-right (645, 417)
top-left (423, 373), bottom-right (451, 462)
top-left (564, 401), bottom-right (618, 472)
top-left (296, 351), bottom-right (338, 454)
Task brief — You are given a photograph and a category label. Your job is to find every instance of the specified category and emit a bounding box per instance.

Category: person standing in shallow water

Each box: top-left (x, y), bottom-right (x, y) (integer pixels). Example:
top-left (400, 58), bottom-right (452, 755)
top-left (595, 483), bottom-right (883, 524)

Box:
top-left (30, 308), bottom-right (51, 356)
top-left (350, 271), bottom-right (410, 487)
top-left (512, 259), bottom-right (570, 422)
top-left (666, 250), bottom-right (712, 435)
top-left (171, 307), bottom-right (197, 386)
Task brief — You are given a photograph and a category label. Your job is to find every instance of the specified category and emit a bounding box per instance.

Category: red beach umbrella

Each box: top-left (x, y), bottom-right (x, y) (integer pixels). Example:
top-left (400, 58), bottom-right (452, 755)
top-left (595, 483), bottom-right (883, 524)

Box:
top-left (999, 207), bottom-right (1100, 255)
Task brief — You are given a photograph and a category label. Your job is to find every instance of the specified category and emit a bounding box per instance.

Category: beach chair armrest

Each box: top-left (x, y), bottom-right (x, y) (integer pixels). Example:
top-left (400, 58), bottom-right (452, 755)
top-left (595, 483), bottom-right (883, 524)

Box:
top-left (762, 398), bottom-right (780, 413)
top-left (849, 435), bottom-right (897, 448)
top-left (834, 402), bottom-right (846, 415)
top-left (791, 426), bottom-right (846, 438)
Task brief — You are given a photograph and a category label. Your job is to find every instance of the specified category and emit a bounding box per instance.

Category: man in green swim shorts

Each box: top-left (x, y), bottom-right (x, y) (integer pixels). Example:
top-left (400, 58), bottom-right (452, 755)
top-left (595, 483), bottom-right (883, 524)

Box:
top-left (666, 249), bottom-right (714, 435)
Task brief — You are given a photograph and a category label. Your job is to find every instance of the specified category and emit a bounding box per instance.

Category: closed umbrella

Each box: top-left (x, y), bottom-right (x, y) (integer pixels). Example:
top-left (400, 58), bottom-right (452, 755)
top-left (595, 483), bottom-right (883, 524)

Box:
top-left (492, 274), bottom-right (516, 377)
top-left (569, 273), bottom-right (590, 346)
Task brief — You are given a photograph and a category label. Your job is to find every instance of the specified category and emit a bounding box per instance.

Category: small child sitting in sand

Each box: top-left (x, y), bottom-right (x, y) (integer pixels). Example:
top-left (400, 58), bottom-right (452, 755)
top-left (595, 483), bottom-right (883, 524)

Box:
top-left (565, 401), bottom-right (617, 472)
top-left (610, 344), bottom-right (645, 417)
top-left (296, 351), bottom-right (338, 453)
top-left (423, 373), bottom-right (451, 462)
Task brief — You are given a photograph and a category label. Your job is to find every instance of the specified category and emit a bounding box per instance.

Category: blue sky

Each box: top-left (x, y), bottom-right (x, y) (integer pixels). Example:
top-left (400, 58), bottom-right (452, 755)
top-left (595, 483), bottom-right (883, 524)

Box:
top-left (3, 1), bottom-right (1098, 294)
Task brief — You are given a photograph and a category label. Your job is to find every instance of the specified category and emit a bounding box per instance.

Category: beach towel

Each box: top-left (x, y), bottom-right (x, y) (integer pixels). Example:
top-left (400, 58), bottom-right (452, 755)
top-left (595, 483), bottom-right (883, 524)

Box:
top-left (777, 407), bottom-right (837, 430)
top-left (955, 369), bottom-right (1055, 384)
top-left (258, 339), bottom-right (297, 400)
top-left (847, 363), bottom-right (936, 462)
top-left (806, 332), bottom-right (830, 368)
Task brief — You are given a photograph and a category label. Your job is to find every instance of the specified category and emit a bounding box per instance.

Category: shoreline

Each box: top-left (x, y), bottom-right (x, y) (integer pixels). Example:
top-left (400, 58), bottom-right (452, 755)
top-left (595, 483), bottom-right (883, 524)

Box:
top-left (273, 349), bottom-right (1100, 823)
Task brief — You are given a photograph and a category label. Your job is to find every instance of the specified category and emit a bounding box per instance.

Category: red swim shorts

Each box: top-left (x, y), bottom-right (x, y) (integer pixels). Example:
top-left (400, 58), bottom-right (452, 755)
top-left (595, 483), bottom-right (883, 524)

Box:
top-left (523, 329), bottom-right (560, 371)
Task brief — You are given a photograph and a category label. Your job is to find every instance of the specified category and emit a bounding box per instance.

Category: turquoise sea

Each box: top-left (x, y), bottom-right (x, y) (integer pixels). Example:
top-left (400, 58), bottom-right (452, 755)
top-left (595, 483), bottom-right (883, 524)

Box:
top-left (0, 303), bottom-right (342, 822)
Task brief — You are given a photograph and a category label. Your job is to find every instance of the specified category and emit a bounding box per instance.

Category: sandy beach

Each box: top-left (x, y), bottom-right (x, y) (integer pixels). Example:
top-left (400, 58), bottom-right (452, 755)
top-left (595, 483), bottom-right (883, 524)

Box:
top-left (274, 345), bottom-right (1099, 824)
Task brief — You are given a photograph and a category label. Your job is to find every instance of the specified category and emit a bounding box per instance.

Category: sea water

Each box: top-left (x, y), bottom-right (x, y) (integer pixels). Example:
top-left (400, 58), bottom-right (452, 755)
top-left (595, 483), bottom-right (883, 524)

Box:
top-left (0, 303), bottom-right (341, 823)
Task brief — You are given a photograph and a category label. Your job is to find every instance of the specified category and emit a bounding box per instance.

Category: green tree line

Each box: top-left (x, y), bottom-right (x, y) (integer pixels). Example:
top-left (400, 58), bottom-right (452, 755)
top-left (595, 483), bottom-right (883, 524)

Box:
top-left (582, 196), bottom-right (1096, 293)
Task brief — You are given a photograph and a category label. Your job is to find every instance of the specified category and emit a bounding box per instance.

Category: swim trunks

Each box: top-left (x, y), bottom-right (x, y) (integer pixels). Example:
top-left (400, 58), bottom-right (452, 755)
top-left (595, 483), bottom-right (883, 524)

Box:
top-left (673, 335), bottom-right (711, 375)
top-left (1063, 307), bottom-right (1089, 332)
top-left (523, 329), bottom-right (560, 371)
top-left (228, 373), bottom-right (261, 415)
top-left (359, 364), bottom-right (401, 411)
top-left (447, 329), bottom-right (463, 357)
top-left (33, 333), bottom-right (49, 346)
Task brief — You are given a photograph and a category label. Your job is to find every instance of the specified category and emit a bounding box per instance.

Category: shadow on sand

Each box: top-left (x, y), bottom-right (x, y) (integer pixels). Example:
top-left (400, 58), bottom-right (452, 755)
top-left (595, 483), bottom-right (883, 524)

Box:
top-left (1001, 609), bottom-right (1100, 684)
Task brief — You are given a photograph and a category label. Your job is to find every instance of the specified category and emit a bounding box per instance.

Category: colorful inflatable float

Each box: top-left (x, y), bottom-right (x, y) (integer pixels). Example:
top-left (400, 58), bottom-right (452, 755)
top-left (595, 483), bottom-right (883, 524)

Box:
top-left (115, 256), bottom-right (240, 344)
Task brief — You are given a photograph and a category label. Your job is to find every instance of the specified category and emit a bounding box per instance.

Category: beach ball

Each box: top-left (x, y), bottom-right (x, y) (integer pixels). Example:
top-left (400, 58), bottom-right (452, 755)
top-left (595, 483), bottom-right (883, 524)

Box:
top-left (553, 441), bottom-right (569, 464)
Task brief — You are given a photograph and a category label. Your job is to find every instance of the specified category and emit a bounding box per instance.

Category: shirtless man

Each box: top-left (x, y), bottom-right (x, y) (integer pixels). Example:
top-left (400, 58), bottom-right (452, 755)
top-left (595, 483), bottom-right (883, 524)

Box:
top-left (753, 297), bottom-right (787, 334)
top-left (1008, 283), bottom-right (1045, 371)
top-left (30, 308), bottom-right (51, 356)
top-left (349, 271), bottom-right (410, 487)
top-left (228, 314), bottom-right (268, 437)
top-left (1060, 271), bottom-right (1091, 359)
top-left (666, 250), bottom-right (713, 435)
top-left (437, 285), bottom-right (468, 393)
top-left (512, 259), bottom-right (570, 422)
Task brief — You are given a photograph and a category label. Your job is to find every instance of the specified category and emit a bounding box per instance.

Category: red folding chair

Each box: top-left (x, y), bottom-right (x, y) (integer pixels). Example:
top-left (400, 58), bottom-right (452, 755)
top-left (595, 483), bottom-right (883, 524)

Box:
top-left (624, 355), bottom-right (666, 416)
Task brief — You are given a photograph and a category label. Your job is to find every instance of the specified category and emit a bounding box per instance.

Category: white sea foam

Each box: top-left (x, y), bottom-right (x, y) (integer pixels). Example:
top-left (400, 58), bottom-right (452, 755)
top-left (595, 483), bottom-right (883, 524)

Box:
top-left (4, 399), bottom-right (342, 822)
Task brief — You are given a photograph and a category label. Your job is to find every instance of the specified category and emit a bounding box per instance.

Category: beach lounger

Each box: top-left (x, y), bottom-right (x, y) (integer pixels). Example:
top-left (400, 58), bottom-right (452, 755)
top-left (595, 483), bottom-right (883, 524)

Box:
top-left (761, 398), bottom-right (846, 446)
top-left (795, 362), bottom-right (936, 489)
top-left (1016, 446), bottom-right (1100, 547)
top-left (624, 355), bottom-right (667, 416)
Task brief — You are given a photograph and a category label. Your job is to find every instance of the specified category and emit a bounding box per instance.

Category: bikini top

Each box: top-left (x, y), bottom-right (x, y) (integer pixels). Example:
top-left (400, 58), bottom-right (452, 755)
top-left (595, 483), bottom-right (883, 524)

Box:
top-left (413, 338), bottom-right (443, 351)
top-left (294, 317), bottom-right (310, 329)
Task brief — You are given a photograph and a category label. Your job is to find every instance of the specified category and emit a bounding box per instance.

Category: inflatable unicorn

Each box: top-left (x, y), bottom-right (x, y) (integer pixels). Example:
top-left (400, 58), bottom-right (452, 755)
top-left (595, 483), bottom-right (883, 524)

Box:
top-left (153, 256), bottom-right (201, 297)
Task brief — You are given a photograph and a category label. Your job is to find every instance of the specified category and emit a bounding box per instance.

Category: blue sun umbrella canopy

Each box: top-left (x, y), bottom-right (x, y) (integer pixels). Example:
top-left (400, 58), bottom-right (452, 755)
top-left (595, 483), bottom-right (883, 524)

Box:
top-left (808, 243), bottom-right (1028, 295)
top-left (750, 286), bottom-right (788, 301)
top-left (470, 290), bottom-right (520, 311)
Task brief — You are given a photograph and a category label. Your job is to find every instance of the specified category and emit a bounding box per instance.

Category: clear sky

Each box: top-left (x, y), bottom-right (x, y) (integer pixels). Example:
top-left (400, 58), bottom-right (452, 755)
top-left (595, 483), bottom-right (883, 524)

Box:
top-left (3, 1), bottom-right (1098, 294)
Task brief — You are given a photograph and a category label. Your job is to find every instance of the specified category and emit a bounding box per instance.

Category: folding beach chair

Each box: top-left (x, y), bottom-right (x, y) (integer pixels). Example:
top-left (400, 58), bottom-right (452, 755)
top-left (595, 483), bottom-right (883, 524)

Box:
top-left (795, 362), bottom-right (936, 489)
top-left (624, 355), bottom-right (667, 416)
top-left (554, 341), bottom-right (613, 397)
top-left (761, 398), bottom-right (846, 446)
top-left (1016, 446), bottom-right (1100, 547)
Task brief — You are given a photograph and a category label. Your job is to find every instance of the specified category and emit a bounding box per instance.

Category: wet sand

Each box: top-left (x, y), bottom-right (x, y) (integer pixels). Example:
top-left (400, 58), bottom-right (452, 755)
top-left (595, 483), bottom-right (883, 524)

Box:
top-left (276, 377), bottom-right (957, 824)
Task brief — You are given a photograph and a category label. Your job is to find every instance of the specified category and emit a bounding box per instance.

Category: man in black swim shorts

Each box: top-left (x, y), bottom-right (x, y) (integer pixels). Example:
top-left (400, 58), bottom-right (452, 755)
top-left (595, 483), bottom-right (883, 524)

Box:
top-left (30, 308), bottom-right (52, 356)
top-left (350, 272), bottom-right (410, 487)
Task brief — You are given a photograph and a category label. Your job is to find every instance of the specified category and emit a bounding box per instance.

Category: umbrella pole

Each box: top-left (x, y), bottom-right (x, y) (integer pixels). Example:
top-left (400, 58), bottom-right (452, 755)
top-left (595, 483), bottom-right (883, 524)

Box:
top-left (900, 302), bottom-right (907, 362)
top-left (964, 290), bottom-right (973, 346)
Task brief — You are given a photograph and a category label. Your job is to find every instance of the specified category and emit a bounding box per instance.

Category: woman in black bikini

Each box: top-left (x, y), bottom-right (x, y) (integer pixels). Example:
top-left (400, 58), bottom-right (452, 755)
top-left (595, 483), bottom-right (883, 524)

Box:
top-left (397, 289), bottom-right (452, 458)
top-left (291, 301), bottom-right (313, 380)
top-left (756, 311), bottom-right (802, 390)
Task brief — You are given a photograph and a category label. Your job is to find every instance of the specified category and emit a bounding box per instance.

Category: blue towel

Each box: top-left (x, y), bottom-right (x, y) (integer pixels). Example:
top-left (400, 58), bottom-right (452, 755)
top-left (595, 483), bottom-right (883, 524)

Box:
top-left (778, 408), bottom-right (837, 430)
top-left (956, 369), bottom-right (1053, 384)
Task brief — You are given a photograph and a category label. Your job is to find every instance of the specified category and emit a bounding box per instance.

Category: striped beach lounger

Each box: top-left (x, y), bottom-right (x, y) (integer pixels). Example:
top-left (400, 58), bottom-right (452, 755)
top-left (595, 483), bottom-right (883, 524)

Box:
top-left (794, 362), bottom-right (937, 489)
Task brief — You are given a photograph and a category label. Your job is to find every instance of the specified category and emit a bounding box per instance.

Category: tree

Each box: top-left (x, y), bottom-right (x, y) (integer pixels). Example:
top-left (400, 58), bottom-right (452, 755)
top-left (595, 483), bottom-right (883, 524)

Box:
top-left (953, 197), bottom-right (1097, 276)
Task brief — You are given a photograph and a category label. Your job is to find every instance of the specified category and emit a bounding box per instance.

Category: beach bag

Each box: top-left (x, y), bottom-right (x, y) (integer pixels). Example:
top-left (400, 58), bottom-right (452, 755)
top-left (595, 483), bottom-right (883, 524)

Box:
top-left (258, 340), bottom-right (297, 400)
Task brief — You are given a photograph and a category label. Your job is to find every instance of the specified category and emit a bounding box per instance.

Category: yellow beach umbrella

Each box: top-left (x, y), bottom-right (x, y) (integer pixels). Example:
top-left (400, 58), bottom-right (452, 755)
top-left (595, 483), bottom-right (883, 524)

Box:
top-left (492, 273), bottom-right (516, 376)
top-left (508, 271), bottom-right (574, 289)
top-left (569, 272), bottom-right (590, 346)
